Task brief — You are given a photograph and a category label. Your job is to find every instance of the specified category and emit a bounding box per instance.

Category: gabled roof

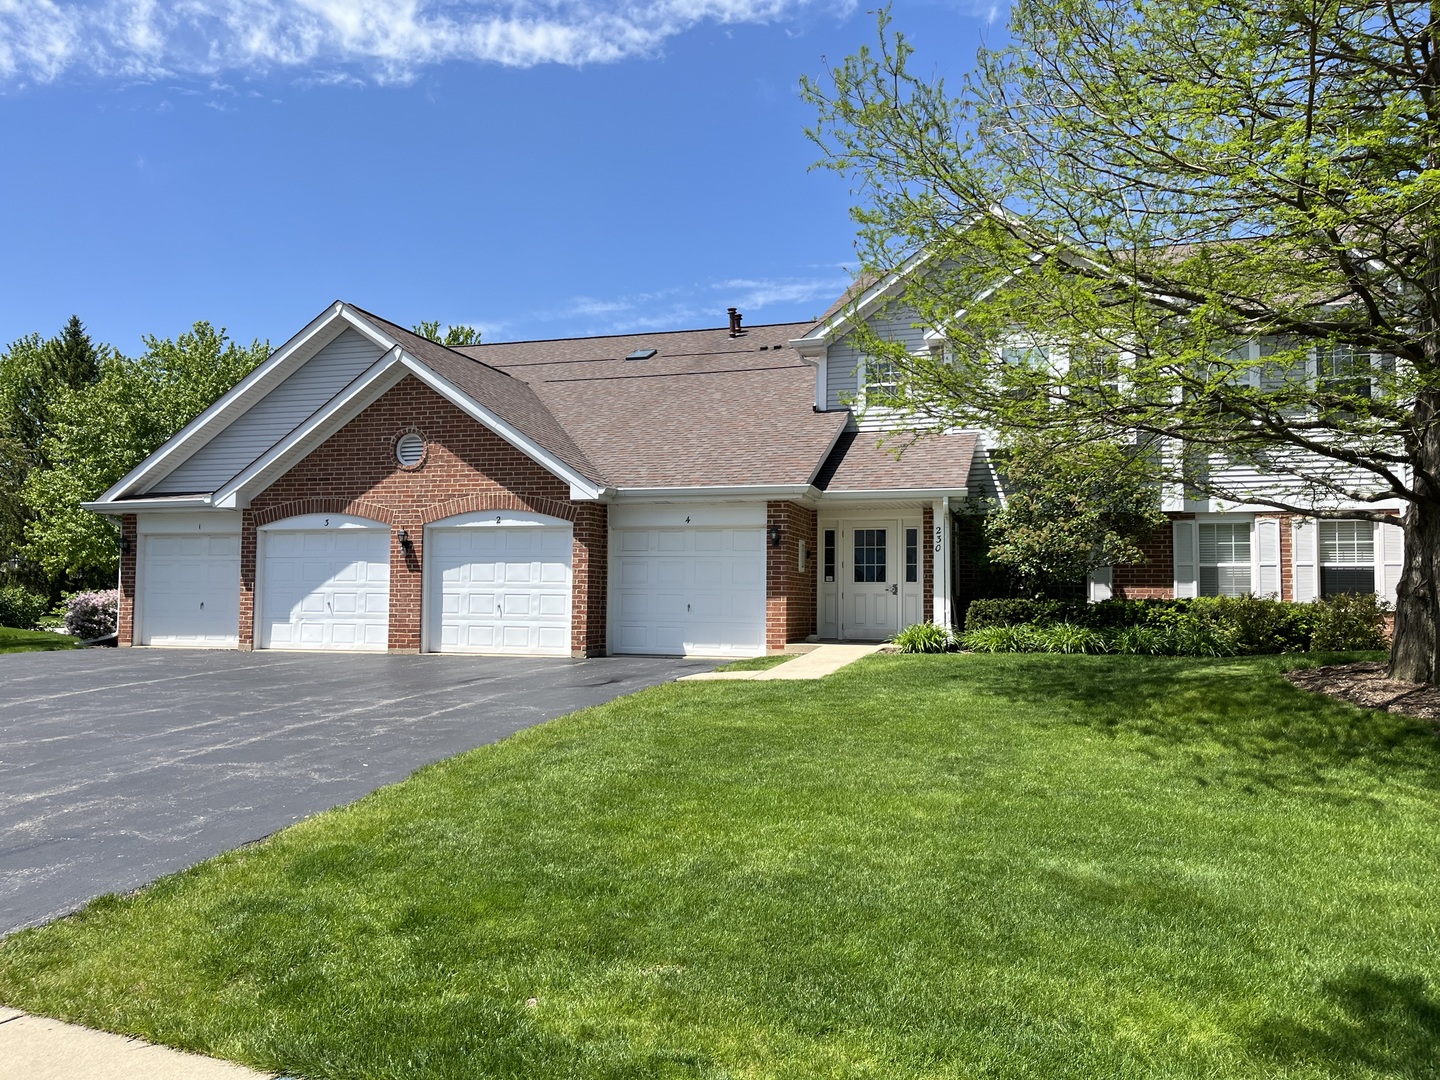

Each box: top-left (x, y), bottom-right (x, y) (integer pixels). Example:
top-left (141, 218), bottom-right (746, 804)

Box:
top-left (87, 299), bottom-right (975, 513)
top-left (345, 307), bottom-right (601, 484)
top-left (92, 302), bottom-right (608, 509)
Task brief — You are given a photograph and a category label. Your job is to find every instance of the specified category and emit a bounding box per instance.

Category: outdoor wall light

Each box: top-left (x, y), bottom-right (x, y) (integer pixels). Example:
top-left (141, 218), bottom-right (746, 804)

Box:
top-left (769, 525), bottom-right (782, 548)
top-left (118, 535), bottom-right (131, 555)
top-left (397, 529), bottom-right (413, 552)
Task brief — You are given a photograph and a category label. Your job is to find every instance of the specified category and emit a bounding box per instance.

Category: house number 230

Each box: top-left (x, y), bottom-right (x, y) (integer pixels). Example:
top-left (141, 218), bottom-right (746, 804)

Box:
top-left (933, 525), bottom-right (943, 553)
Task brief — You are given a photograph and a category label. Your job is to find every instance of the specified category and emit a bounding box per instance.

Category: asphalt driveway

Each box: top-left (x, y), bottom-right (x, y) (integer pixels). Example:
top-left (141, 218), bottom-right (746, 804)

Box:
top-left (0, 649), bottom-right (714, 935)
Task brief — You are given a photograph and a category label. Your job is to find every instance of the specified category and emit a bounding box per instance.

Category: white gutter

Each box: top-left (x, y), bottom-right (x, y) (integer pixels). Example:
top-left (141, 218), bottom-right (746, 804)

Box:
top-left (819, 488), bottom-right (968, 502)
top-left (614, 484), bottom-right (820, 502)
top-left (82, 496), bottom-right (215, 514)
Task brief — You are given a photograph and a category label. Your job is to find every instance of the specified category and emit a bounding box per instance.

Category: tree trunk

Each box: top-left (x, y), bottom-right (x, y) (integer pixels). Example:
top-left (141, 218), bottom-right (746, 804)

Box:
top-left (1391, 499), bottom-right (1440, 683)
top-left (1390, 392), bottom-right (1440, 683)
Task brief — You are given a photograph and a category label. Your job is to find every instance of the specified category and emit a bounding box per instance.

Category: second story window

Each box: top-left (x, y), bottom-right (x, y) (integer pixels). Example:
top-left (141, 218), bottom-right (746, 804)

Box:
top-left (862, 356), bottom-right (901, 406)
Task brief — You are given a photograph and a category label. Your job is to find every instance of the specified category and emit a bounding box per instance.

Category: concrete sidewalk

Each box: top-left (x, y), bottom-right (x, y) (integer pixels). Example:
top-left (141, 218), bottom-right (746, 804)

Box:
top-left (0, 1008), bottom-right (272, 1080)
top-left (678, 643), bottom-right (884, 681)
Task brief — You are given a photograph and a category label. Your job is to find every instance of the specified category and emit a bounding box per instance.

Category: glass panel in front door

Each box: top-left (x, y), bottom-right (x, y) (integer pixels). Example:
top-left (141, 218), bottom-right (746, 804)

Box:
top-left (853, 529), bottom-right (887, 583)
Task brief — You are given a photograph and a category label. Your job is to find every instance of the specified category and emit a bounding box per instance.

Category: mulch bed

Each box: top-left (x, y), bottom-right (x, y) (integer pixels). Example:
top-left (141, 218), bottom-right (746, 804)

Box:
top-left (1285, 661), bottom-right (1440, 720)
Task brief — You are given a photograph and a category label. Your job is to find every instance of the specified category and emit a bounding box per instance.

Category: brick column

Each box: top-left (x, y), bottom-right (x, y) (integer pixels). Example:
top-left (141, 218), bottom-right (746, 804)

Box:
top-left (238, 510), bottom-right (257, 649)
top-left (390, 520), bottom-right (423, 652)
top-left (1256, 513), bottom-right (1293, 601)
top-left (766, 501), bottom-right (818, 651)
top-left (117, 514), bottom-right (137, 646)
top-left (572, 502), bottom-right (609, 657)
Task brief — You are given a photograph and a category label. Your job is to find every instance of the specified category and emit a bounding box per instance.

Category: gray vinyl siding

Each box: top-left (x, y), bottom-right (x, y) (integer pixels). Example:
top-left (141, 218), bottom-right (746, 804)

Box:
top-left (149, 328), bottom-right (385, 494)
top-left (824, 307), bottom-right (930, 411)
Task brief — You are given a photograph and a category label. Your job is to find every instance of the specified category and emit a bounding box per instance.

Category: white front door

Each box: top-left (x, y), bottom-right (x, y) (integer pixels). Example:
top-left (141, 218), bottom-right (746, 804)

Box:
top-left (139, 534), bottom-right (240, 647)
top-left (842, 521), bottom-right (899, 640)
top-left (427, 523), bottom-right (572, 655)
top-left (260, 521), bottom-right (390, 651)
top-left (612, 526), bottom-right (766, 657)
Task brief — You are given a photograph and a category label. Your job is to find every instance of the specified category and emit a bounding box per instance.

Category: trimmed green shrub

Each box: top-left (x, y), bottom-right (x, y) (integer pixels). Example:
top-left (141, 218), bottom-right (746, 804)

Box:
top-left (1310, 592), bottom-right (1389, 651)
top-left (965, 598), bottom-right (1085, 631)
top-left (893, 621), bottom-right (956, 653)
top-left (0, 587), bottom-right (49, 630)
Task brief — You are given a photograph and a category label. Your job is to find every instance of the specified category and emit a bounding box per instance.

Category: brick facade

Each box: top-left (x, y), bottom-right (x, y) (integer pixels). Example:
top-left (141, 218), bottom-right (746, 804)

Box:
top-left (1112, 519), bottom-right (1182, 599)
top-left (235, 375), bottom-right (606, 656)
top-left (765, 500), bottom-right (818, 651)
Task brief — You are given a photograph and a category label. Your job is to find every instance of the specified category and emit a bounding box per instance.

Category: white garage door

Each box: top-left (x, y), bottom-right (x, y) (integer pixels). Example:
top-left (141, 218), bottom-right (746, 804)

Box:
top-left (140, 534), bottom-right (240, 647)
top-left (612, 527), bottom-right (766, 657)
top-left (260, 519), bottom-right (389, 651)
top-left (427, 517), bottom-right (572, 655)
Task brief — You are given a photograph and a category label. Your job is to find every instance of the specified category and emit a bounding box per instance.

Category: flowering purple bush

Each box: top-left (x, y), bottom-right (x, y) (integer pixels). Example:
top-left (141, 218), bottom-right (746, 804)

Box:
top-left (64, 589), bottom-right (120, 639)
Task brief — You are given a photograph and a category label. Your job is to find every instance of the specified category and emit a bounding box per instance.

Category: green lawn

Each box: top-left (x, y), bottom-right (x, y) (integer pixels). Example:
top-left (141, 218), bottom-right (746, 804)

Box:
top-left (2, 653), bottom-right (1438, 1079)
top-left (0, 626), bottom-right (77, 652)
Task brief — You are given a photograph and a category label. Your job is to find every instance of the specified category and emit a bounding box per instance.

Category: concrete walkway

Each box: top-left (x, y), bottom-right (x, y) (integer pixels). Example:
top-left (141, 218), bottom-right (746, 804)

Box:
top-left (678, 643), bottom-right (885, 681)
top-left (0, 1008), bottom-right (271, 1079)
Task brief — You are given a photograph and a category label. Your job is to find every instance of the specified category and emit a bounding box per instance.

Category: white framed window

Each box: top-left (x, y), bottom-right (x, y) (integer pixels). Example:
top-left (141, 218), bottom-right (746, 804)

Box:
top-left (1319, 520), bottom-right (1376, 597)
top-left (861, 355), bottom-right (901, 405)
top-left (1198, 521), bottom-right (1252, 596)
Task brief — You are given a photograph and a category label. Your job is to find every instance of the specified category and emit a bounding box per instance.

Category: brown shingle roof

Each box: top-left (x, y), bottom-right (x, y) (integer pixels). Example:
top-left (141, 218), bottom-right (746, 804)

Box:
top-left (348, 306), bottom-right (605, 484)
top-left (815, 430), bottom-right (977, 492)
top-left (458, 323), bottom-right (849, 488)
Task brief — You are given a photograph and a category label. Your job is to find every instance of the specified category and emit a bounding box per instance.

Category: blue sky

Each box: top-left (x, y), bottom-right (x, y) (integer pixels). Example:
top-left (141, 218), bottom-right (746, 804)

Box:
top-left (0, 1), bottom-right (1000, 354)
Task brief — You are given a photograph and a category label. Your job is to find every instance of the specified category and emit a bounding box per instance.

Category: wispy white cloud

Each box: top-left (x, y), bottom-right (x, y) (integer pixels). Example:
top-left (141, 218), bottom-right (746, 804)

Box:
top-left (0, 0), bottom-right (843, 86)
top-left (483, 268), bottom-right (851, 338)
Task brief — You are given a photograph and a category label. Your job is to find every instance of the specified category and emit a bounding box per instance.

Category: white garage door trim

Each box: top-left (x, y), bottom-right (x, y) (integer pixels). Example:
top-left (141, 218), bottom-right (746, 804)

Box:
top-left (423, 510), bottom-right (573, 656)
top-left (610, 525), bottom-right (767, 658)
top-left (137, 532), bottom-right (241, 647)
top-left (257, 513), bottom-right (390, 652)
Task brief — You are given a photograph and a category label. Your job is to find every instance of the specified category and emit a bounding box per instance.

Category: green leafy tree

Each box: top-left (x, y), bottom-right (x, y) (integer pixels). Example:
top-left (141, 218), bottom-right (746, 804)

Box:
top-left (22, 323), bottom-right (267, 580)
top-left (0, 318), bottom-right (107, 589)
top-left (413, 321), bottom-right (483, 347)
top-left (805, 2), bottom-right (1440, 682)
top-left (985, 436), bottom-right (1169, 591)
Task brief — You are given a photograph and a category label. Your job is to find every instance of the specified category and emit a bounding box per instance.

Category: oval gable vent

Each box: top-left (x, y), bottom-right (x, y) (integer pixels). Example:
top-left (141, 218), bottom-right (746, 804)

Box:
top-left (396, 432), bottom-right (426, 468)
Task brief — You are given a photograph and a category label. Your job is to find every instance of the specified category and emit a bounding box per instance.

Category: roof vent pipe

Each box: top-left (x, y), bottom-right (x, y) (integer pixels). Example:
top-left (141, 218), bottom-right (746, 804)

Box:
top-left (728, 308), bottom-right (744, 337)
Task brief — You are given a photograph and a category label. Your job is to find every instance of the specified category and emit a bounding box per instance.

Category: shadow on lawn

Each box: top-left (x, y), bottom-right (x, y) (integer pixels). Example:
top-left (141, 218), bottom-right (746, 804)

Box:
top-left (960, 655), bottom-right (1440, 797)
top-left (1248, 967), bottom-right (1440, 1079)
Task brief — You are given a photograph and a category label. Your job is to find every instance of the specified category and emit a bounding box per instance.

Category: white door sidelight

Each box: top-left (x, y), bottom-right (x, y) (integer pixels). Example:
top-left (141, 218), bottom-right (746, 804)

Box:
top-left (139, 532), bottom-right (241, 647)
top-left (425, 511), bottom-right (573, 656)
top-left (612, 526), bottom-right (766, 657)
top-left (259, 514), bottom-right (390, 651)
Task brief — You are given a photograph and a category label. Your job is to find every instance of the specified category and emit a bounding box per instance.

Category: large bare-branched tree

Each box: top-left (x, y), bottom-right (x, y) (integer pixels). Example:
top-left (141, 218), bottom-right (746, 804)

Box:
top-left (805, 2), bottom-right (1440, 682)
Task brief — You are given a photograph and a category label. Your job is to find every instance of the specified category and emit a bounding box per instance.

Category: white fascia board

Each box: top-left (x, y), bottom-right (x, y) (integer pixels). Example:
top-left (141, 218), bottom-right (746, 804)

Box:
top-left (614, 484), bottom-right (819, 503)
top-left (572, 483), bottom-right (613, 501)
top-left (81, 496), bottom-right (215, 514)
top-left (394, 356), bottom-right (605, 500)
top-left (819, 487), bottom-right (969, 502)
top-left (792, 248), bottom-right (935, 348)
top-left (213, 349), bottom-right (407, 508)
top-left (94, 302), bottom-right (358, 504)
